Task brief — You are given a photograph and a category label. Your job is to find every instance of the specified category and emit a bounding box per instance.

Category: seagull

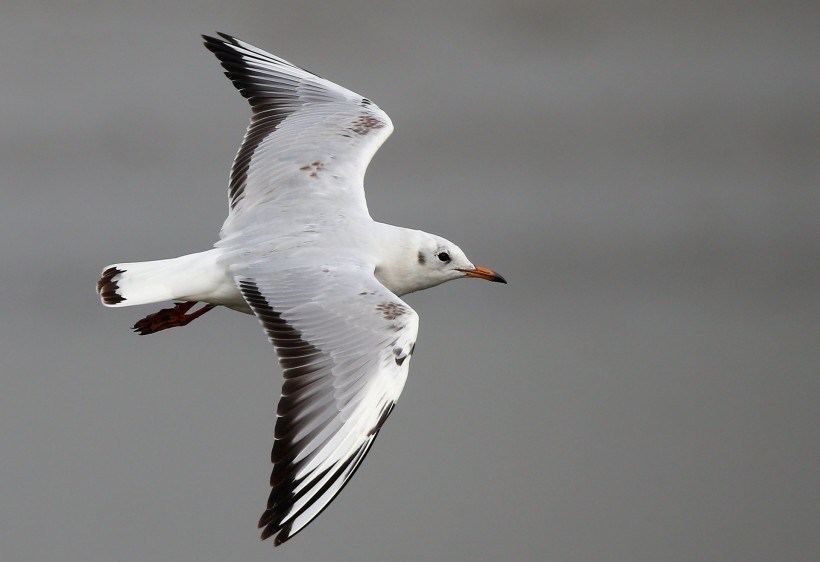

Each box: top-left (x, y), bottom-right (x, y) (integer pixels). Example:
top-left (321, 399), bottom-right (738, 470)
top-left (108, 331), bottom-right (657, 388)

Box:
top-left (97, 33), bottom-right (506, 546)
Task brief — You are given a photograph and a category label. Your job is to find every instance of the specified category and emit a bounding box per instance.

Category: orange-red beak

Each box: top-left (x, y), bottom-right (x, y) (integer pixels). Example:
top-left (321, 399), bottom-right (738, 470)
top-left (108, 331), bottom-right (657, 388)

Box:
top-left (457, 265), bottom-right (507, 284)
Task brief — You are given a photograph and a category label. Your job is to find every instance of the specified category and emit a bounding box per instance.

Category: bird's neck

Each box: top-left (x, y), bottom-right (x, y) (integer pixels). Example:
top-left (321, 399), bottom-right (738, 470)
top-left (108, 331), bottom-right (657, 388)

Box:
top-left (371, 224), bottom-right (428, 296)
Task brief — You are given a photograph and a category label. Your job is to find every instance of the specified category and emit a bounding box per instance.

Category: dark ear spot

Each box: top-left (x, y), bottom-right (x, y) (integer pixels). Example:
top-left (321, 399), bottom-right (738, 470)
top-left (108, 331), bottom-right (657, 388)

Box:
top-left (417, 251), bottom-right (426, 265)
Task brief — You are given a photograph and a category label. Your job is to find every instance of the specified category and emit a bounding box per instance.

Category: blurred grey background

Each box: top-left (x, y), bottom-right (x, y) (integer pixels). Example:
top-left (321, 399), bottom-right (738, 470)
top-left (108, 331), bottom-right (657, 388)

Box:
top-left (1, 1), bottom-right (818, 561)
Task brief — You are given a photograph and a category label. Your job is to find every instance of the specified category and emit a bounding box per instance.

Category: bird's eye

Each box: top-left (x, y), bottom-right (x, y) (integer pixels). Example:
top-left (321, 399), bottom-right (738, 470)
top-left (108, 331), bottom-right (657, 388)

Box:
top-left (437, 252), bottom-right (451, 262)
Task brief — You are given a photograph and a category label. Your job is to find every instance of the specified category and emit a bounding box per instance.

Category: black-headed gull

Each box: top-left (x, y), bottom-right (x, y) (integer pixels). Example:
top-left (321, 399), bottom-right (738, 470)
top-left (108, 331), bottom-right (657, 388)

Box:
top-left (97, 33), bottom-right (506, 546)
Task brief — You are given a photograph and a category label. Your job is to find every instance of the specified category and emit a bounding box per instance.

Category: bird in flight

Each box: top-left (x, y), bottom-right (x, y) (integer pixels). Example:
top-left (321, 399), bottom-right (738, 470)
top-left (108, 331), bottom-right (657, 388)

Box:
top-left (97, 32), bottom-right (506, 546)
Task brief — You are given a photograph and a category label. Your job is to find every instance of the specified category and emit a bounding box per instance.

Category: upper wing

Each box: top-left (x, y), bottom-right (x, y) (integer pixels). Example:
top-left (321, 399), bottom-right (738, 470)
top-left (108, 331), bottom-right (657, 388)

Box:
top-left (235, 260), bottom-right (418, 545)
top-left (203, 33), bottom-right (394, 235)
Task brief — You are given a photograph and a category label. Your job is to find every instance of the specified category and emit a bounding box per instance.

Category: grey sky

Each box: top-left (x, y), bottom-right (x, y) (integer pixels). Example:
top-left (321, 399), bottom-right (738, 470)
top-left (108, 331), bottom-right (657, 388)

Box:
top-left (1, 1), bottom-right (818, 561)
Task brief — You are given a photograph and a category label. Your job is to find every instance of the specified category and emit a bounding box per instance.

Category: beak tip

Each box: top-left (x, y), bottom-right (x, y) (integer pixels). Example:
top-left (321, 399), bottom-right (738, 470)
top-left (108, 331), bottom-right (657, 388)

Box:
top-left (459, 266), bottom-right (507, 284)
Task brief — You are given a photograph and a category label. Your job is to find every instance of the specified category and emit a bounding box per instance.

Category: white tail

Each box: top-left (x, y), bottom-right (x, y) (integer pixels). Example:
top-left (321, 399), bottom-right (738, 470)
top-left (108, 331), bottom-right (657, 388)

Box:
top-left (97, 250), bottom-right (224, 308)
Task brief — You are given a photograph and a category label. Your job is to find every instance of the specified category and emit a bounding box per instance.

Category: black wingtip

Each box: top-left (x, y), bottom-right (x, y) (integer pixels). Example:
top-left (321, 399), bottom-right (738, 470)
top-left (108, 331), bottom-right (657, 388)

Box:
top-left (202, 31), bottom-right (233, 42)
top-left (259, 519), bottom-right (293, 547)
top-left (202, 32), bottom-right (237, 52)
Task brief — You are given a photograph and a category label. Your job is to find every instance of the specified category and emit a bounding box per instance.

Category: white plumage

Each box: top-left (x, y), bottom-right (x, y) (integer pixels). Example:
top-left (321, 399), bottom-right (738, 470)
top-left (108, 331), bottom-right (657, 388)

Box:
top-left (97, 33), bottom-right (505, 546)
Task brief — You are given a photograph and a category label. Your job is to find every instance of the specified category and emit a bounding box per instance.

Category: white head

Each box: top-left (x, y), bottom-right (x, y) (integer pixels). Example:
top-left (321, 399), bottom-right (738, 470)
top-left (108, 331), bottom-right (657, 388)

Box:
top-left (376, 230), bottom-right (506, 296)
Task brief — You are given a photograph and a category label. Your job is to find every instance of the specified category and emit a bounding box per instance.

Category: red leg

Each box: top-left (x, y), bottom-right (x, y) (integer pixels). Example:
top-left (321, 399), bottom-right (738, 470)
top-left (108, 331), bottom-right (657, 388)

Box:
top-left (132, 302), bottom-right (216, 335)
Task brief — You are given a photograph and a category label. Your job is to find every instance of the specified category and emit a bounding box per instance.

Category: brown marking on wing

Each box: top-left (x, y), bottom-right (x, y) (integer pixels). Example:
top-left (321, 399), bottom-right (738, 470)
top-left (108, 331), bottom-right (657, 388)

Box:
top-left (299, 161), bottom-right (325, 179)
top-left (376, 302), bottom-right (408, 321)
top-left (348, 114), bottom-right (386, 136)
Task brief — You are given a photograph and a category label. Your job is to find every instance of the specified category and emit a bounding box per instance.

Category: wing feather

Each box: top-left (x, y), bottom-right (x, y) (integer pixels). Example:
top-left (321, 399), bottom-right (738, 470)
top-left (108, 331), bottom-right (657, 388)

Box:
top-left (203, 33), bottom-right (393, 234)
top-left (235, 262), bottom-right (418, 545)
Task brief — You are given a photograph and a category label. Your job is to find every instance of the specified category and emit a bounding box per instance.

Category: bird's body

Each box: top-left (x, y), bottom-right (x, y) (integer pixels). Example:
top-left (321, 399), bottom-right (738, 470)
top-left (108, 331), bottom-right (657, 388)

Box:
top-left (97, 33), bottom-right (504, 546)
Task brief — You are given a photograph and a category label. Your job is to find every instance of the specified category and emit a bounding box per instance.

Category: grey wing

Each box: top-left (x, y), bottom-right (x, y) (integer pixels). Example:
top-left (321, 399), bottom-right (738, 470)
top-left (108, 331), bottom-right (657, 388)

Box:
top-left (235, 260), bottom-right (419, 545)
top-left (203, 33), bottom-right (394, 235)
